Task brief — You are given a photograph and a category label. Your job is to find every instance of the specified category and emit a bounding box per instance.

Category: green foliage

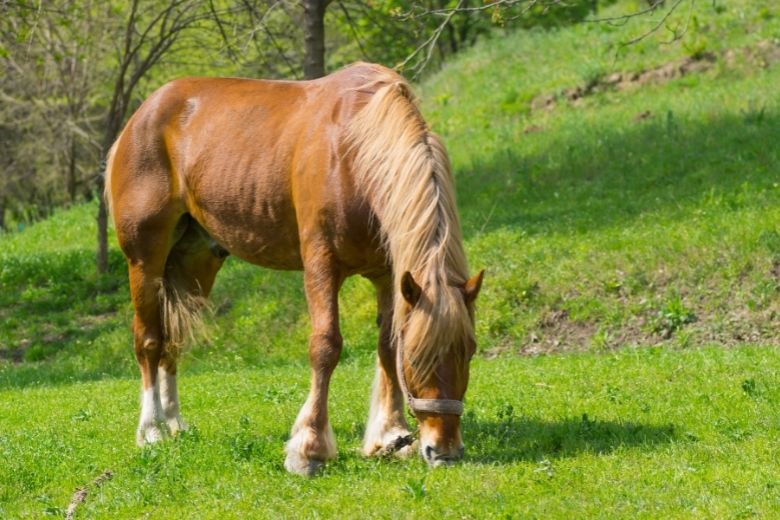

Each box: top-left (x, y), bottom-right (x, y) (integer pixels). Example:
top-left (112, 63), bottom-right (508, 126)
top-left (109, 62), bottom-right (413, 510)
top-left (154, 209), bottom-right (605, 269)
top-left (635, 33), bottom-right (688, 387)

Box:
top-left (402, 475), bottom-right (427, 499)
top-left (652, 295), bottom-right (697, 339)
top-left (327, 0), bottom-right (609, 76)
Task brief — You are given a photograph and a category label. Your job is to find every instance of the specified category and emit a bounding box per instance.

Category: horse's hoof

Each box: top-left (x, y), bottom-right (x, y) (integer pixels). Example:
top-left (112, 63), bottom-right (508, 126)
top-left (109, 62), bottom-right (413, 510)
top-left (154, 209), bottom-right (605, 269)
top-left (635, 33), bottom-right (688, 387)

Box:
top-left (166, 417), bottom-right (188, 436)
top-left (284, 452), bottom-right (325, 477)
top-left (136, 424), bottom-right (166, 446)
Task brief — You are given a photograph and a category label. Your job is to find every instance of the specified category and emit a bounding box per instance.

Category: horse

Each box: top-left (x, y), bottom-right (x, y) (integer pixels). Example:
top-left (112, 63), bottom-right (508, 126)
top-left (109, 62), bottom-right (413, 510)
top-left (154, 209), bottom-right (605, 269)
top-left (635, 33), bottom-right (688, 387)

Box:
top-left (104, 62), bottom-right (484, 476)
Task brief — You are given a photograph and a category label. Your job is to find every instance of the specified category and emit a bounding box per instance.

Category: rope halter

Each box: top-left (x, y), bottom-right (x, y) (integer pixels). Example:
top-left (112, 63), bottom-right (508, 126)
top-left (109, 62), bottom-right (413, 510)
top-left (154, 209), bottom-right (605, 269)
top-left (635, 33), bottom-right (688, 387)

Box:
top-left (394, 337), bottom-right (464, 416)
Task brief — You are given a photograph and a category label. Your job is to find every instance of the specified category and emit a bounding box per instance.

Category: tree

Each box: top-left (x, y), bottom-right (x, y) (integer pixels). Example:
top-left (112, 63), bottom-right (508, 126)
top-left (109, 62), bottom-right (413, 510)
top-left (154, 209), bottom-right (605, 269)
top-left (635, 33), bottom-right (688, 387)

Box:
top-left (0, 1), bottom-right (108, 228)
top-left (1, 0), bottom-right (691, 248)
top-left (302, 0), bottom-right (332, 79)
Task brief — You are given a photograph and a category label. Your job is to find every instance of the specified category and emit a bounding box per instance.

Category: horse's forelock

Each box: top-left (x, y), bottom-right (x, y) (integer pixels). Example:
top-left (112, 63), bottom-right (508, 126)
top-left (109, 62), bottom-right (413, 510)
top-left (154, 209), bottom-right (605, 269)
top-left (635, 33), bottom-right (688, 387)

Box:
top-left (400, 281), bottom-right (474, 388)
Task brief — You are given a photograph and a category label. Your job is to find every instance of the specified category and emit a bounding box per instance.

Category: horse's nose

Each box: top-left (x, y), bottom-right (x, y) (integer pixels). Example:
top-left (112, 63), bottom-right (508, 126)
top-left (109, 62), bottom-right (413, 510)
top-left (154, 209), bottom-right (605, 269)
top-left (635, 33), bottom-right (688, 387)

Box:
top-left (421, 442), bottom-right (464, 467)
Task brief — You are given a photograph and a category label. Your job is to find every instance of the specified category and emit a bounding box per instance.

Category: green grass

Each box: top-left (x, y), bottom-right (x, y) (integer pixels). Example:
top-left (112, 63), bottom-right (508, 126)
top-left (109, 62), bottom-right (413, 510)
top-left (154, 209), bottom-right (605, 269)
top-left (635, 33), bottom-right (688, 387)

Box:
top-left (1, 347), bottom-right (779, 518)
top-left (2, 0), bottom-right (780, 517)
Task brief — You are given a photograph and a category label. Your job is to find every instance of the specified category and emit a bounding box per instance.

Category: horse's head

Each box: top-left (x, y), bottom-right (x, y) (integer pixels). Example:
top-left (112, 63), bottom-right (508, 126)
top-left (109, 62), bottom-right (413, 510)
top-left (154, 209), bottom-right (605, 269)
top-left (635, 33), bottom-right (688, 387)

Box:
top-left (398, 269), bottom-right (484, 467)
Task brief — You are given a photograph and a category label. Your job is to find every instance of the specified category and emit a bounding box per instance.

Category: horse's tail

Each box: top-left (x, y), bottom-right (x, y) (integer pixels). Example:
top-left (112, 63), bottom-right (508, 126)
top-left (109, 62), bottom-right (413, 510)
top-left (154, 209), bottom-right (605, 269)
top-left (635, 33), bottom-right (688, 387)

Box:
top-left (157, 267), bottom-right (209, 359)
top-left (103, 140), bottom-right (118, 221)
top-left (158, 220), bottom-right (216, 358)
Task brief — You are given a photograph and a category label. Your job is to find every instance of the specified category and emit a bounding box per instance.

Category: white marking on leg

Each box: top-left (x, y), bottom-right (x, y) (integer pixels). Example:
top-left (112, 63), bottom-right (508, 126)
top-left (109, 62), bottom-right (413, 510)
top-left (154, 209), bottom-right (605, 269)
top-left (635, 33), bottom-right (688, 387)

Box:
top-left (284, 392), bottom-right (336, 476)
top-left (136, 381), bottom-right (165, 446)
top-left (159, 365), bottom-right (187, 434)
top-left (362, 363), bottom-right (414, 457)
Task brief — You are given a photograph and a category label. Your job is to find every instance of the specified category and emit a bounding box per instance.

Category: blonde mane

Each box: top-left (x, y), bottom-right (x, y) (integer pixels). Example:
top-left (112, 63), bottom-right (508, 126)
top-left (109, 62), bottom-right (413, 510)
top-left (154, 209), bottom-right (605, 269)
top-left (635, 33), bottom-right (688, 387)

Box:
top-left (345, 66), bottom-right (473, 386)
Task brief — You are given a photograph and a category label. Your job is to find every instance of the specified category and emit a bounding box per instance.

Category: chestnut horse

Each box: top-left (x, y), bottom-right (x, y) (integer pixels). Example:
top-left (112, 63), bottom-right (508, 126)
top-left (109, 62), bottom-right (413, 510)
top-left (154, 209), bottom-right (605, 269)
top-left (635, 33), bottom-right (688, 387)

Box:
top-left (105, 62), bottom-right (484, 475)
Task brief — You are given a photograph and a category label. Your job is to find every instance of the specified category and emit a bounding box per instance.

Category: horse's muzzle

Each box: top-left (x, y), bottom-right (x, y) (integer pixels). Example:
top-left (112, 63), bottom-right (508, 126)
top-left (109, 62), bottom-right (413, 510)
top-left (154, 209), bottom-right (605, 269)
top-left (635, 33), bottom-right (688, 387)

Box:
top-left (421, 443), bottom-right (465, 467)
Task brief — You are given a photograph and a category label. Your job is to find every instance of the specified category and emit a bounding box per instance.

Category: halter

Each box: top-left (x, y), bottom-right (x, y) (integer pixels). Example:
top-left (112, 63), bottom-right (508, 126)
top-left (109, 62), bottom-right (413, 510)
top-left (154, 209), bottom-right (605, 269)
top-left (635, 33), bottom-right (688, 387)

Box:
top-left (395, 337), bottom-right (464, 416)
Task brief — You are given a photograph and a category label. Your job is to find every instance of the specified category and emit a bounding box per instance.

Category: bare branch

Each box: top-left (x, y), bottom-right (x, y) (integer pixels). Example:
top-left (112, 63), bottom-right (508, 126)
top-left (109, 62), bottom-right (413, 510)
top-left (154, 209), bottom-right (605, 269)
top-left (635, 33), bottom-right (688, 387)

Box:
top-left (396, 0), bottom-right (464, 79)
top-left (209, 0), bottom-right (239, 63)
top-left (337, 0), bottom-right (371, 61)
top-left (619, 0), bottom-right (690, 48)
top-left (403, 0), bottom-right (540, 18)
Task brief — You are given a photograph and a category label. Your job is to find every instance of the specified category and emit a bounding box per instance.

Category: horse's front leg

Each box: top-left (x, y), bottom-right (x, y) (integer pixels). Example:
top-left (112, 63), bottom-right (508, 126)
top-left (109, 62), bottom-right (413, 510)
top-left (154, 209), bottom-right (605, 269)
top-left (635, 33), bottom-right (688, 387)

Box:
top-left (284, 260), bottom-right (343, 476)
top-left (362, 276), bottom-right (415, 458)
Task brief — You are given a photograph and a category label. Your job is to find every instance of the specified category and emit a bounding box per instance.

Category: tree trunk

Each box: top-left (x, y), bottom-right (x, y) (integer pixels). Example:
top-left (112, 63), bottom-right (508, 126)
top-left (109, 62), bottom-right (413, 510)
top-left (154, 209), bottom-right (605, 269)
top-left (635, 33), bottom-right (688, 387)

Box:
top-left (97, 176), bottom-right (108, 274)
top-left (303, 0), bottom-right (329, 79)
top-left (96, 111), bottom-right (122, 275)
top-left (67, 137), bottom-right (77, 203)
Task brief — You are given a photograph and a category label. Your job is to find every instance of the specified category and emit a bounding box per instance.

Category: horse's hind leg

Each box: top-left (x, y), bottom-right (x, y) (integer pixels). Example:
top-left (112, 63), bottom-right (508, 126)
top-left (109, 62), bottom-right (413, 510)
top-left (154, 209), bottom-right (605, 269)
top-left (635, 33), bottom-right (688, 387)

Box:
top-left (285, 254), bottom-right (344, 476)
top-left (362, 275), bottom-right (414, 457)
top-left (122, 215), bottom-right (181, 446)
top-left (157, 220), bottom-right (225, 435)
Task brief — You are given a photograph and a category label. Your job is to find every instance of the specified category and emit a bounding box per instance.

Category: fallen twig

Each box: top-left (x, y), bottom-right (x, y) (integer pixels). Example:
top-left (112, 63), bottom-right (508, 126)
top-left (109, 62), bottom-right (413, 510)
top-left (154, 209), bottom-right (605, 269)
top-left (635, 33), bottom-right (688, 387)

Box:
top-left (65, 469), bottom-right (113, 520)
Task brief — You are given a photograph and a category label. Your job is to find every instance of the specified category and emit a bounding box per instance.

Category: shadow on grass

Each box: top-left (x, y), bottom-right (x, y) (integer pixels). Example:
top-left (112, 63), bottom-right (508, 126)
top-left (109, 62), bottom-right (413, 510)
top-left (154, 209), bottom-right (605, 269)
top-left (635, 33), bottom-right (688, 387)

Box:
top-left (0, 248), bottom-right (127, 362)
top-left (0, 246), bottom-right (139, 389)
top-left (0, 244), bottom-right (316, 389)
top-left (456, 109), bottom-right (780, 237)
top-left (463, 413), bottom-right (677, 463)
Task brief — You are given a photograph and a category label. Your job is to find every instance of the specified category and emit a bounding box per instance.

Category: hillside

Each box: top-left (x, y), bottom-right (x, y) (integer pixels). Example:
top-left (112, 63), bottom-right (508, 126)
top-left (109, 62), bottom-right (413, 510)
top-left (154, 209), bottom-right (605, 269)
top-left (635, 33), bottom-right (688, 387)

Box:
top-left (1, 1), bottom-right (779, 517)
top-left (422, 1), bottom-right (780, 356)
top-left (4, 1), bottom-right (779, 377)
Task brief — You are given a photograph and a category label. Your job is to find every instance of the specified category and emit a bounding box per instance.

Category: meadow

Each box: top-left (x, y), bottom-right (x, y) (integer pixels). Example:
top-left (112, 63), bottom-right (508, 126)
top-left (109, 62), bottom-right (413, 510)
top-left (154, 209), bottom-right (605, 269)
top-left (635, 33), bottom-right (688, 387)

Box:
top-left (1, 1), bottom-right (779, 517)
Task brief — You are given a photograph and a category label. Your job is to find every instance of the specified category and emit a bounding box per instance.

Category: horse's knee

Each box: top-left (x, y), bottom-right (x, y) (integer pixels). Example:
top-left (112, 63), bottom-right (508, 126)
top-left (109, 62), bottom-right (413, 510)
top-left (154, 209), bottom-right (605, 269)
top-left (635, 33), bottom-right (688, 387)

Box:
top-left (308, 330), bottom-right (342, 372)
top-left (133, 319), bottom-right (164, 367)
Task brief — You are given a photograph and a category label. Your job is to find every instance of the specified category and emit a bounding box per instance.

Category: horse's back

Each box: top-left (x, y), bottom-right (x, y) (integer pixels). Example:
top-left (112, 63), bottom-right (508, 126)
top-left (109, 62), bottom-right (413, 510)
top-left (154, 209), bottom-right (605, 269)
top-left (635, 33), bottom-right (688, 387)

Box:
top-left (109, 64), bottom-right (397, 271)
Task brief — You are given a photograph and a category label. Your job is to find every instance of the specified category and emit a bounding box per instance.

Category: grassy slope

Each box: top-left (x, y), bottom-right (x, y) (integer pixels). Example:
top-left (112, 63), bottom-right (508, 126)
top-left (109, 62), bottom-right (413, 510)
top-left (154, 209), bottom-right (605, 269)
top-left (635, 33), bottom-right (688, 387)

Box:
top-left (423, 1), bottom-right (780, 352)
top-left (1, 0), bottom-right (780, 517)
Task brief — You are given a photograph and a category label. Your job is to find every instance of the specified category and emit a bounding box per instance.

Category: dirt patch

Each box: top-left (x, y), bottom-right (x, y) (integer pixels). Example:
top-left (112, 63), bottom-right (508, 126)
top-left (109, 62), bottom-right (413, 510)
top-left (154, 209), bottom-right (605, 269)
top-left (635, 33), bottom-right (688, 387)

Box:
top-left (519, 309), bottom-right (599, 355)
top-left (692, 306), bottom-right (780, 346)
top-left (77, 312), bottom-right (115, 330)
top-left (726, 39), bottom-right (780, 68)
top-left (496, 268), bottom-right (780, 357)
top-left (531, 40), bottom-right (780, 112)
top-left (533, 52), bottom-right (717, 111)
top-left (771, 259), bottom-right (780, 284)
top-left (633, 110), bottom-right (652, 122)
top-left (506, 301), bottom-right (780, 358)
top-left (0, 347), bottom-right (26, 363)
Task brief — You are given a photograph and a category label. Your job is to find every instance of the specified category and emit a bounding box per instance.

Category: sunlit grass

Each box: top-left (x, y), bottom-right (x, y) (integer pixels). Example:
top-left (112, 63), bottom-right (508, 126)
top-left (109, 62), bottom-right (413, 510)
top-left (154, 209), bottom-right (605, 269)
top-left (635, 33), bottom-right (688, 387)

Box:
top-left (1, 347), bottom-right (778, 518)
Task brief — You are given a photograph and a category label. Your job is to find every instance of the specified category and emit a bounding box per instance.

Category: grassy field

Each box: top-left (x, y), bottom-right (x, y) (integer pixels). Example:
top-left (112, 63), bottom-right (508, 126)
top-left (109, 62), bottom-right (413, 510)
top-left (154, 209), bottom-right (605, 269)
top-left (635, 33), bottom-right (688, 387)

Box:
top-left (1, 347), bottom-right (778, 517)
top-left (1, 0), bottom-right (780, 517)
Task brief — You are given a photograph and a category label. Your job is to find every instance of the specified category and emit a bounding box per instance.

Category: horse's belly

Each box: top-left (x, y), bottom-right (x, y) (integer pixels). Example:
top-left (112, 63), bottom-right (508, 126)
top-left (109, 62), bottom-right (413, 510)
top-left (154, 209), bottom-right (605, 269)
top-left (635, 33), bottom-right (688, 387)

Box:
top-left (217, 223), bottom-right (303, 270)
top-left (186, 189), bottom-right (303, 270)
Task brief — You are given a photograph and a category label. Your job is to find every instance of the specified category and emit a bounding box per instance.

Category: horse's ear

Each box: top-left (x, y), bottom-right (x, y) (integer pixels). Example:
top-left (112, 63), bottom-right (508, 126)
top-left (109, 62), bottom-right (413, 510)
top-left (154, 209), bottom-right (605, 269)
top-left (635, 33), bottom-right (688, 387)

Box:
top-left (463, 270), bottom-right (485, 304)
top-left (400, 271), bottom-right (422, 306)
